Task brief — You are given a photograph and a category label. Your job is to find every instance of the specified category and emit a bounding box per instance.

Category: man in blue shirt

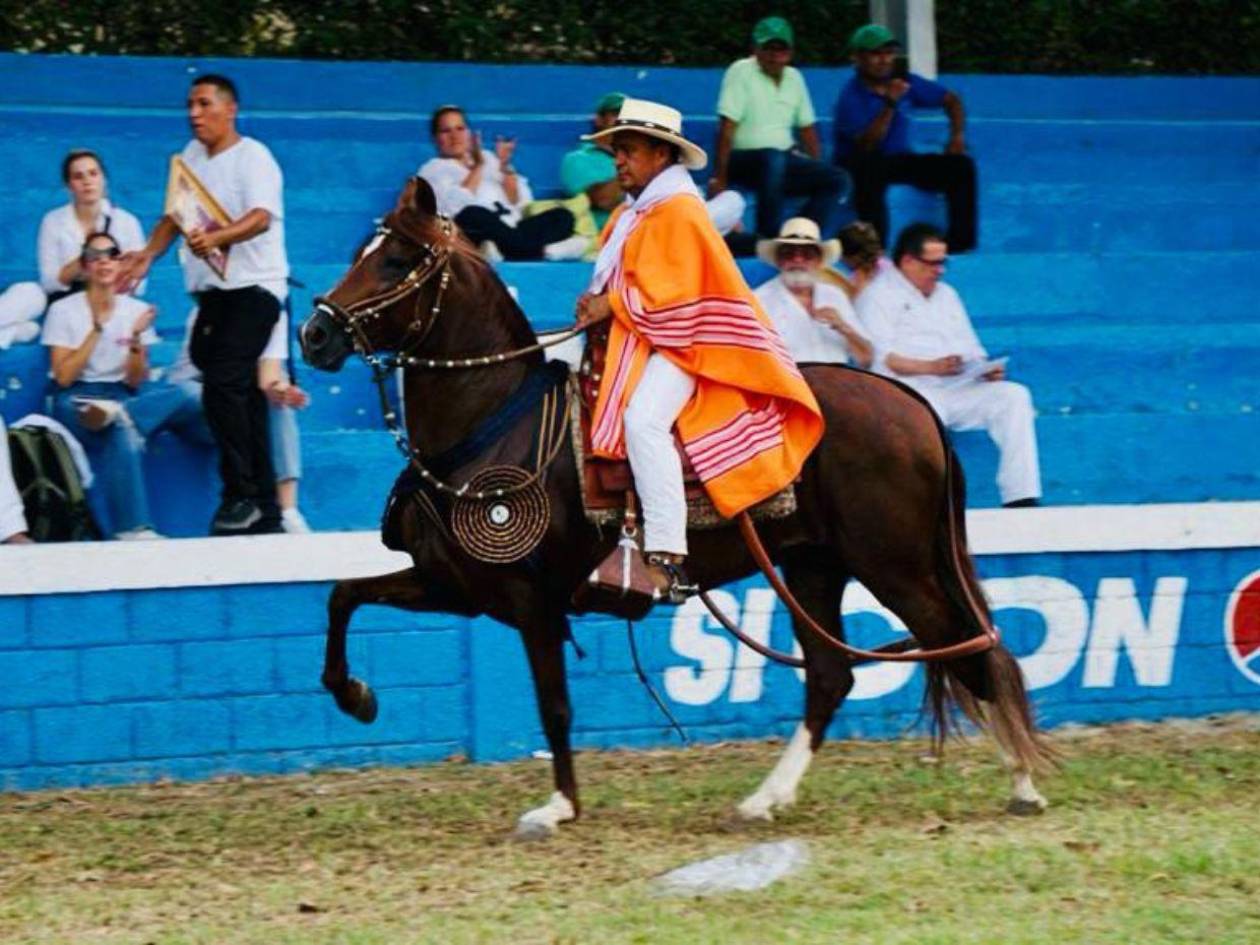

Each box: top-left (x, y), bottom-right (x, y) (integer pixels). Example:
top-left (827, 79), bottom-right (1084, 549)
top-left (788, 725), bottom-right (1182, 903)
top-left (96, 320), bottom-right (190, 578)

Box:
top-left (832, 24), bottom-right (977, 252)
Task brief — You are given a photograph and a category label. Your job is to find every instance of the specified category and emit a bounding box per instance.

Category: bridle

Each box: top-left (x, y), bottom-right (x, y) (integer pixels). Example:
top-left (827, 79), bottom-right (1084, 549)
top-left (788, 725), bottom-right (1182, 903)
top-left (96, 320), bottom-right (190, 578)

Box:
top-left (311, 216), bottom-right (456, 365)
top-left (309, 213), bottom-right (580, 503)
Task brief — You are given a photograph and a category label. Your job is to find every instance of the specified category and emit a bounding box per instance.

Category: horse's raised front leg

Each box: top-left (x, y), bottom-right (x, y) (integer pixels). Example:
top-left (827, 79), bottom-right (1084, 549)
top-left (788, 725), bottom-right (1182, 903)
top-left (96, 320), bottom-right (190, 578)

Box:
top-left (514, 613), bottom-right (578, 840)
top-left (737, 553), bottom-right (853, 822)
top-left (322, 568), bottom-right (431, 724)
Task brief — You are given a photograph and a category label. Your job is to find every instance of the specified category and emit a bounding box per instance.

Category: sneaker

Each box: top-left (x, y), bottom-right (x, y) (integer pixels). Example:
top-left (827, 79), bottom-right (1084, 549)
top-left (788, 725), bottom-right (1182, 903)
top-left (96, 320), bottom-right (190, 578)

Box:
top-left (115, 527), bottom-right (165, 541)
top-left (1002, 497), bottom-right (1041, 509)
top-left (211, 498), bottom-right (263, 533)
top-left (542, 234), bottom-right (591, 261)
top-left (75, 398), bottom-right (127, 432)
top-left (478, 240), bottom-right (505, 263)
top-left (281, 507), bottom-right (311, 534)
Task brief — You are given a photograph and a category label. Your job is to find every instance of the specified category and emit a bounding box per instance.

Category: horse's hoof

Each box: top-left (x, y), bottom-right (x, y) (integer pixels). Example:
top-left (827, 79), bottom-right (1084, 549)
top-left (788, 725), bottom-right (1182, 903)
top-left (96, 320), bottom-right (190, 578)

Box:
top-left (1006, 796), bottom-right (1048, 816)
top-left (333, 677), bottom-right (378, 724)
top-left (512, 819), bottom-right (556, 842)
top-left (735, 801), bottom-right (775, 822)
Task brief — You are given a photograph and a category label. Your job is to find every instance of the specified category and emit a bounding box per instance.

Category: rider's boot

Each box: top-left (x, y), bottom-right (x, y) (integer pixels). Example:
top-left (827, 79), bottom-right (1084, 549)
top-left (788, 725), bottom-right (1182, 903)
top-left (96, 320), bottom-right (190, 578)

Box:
top-left (644, 551), bottom-right (698, 605)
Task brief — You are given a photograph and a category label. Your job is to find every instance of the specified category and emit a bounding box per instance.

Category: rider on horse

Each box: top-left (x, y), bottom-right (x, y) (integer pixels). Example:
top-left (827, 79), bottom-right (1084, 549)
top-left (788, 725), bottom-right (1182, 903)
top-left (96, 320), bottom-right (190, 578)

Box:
top-left (576, 98), bottom-right (824, 601)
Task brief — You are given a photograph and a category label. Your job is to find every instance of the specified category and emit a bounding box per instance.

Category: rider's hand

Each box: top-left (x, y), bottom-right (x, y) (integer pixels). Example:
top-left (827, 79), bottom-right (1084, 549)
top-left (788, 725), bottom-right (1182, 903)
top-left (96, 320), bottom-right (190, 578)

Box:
top-left (576, 293), bottom-right (612, 327)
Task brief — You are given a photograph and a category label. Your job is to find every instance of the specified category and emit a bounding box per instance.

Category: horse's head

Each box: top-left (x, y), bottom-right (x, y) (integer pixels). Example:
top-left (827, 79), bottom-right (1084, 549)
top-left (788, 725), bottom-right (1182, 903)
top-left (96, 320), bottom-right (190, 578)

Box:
top-left (301, 176), bottom-right (459, 372)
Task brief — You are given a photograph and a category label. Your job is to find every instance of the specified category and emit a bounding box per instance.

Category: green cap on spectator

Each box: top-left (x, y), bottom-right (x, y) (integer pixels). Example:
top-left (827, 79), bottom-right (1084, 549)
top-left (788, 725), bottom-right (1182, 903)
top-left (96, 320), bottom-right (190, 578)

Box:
top-left (752, 16), bottom-right (794, 48)
top-left (595, 91), bottom-right (627, 115)
top-left (848, 23), bottom-right (900, 51)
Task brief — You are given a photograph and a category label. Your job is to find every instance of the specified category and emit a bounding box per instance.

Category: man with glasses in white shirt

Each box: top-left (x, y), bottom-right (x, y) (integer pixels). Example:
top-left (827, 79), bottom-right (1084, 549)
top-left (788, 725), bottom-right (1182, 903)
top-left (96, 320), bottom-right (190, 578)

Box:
top-left (856, 222), bottom-right (1041, 507)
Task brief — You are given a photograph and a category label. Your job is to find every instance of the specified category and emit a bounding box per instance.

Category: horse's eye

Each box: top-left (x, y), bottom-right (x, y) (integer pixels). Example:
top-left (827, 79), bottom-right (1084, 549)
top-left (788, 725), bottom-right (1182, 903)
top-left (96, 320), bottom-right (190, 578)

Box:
top-left (381, 255), bottom-right (411, 272)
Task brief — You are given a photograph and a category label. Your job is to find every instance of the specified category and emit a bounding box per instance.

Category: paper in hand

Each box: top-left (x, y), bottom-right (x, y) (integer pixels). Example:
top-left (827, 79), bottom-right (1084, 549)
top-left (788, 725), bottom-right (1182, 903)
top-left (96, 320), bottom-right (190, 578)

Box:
top-left (945, 355), bottom-right (1009, 386)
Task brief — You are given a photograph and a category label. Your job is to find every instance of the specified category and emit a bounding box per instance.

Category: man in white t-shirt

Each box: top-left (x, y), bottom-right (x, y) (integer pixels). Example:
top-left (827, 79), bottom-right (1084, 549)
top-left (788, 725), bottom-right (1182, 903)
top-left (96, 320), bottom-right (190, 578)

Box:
top-left (856, 222), bottom-right (1042, 507)
top-left (752, 217), bottom-right (872, 368)
top-left (119, 73), bottom-right (289, 534)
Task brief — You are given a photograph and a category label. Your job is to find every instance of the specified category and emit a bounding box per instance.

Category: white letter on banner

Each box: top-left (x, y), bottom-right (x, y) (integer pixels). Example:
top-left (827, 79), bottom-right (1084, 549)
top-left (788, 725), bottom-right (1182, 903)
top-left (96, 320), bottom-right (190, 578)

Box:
top-left (665, 592), bottom-right (736, 705)
top-left (984, 576), bottom-right (1089, 690)
top-left (1082, 577), bottom-right (1186, 688)
top-left (728, 588), bottom-right (775, 703)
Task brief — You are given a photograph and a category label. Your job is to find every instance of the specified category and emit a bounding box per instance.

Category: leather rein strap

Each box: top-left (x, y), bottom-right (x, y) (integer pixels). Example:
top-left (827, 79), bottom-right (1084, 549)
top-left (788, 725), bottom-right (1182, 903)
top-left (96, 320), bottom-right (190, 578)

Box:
top-left (722, 511), bottom-right (1000, 665)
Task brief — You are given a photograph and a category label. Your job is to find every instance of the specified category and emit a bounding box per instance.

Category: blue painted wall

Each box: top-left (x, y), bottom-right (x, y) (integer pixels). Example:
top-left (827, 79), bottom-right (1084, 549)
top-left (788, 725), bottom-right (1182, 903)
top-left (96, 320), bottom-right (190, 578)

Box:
top-left (3, 547), bottom-right (1259, 790)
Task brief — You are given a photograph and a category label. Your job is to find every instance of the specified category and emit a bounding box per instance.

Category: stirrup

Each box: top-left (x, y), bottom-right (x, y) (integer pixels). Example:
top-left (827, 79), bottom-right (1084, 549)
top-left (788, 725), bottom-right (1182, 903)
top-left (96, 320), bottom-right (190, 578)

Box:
top-left (645, 553), bottom-right (699, 605)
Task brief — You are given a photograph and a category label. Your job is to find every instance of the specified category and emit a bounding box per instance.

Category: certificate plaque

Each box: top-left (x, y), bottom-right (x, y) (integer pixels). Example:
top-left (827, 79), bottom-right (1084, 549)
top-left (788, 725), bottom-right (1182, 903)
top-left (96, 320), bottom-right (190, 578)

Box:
top-left (164, 155), bottom-right (231, 279)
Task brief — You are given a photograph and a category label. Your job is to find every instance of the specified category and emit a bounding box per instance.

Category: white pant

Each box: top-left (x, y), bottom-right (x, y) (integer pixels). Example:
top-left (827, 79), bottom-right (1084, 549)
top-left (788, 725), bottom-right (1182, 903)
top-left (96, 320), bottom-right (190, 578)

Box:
top-left (624, 353), bottom-right (697, 555)
top-left (920, 380), bottom-right (1042, 504)
top-left (0, 416), bottom-right (29, 541)
top-left (706, 190), bottom-right (746, 236)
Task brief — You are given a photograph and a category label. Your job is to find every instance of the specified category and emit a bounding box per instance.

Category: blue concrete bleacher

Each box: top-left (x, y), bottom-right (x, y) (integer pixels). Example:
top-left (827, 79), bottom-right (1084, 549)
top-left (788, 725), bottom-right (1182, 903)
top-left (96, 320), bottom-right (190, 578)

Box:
top-left (1, 54), bottom-right (1257, 533)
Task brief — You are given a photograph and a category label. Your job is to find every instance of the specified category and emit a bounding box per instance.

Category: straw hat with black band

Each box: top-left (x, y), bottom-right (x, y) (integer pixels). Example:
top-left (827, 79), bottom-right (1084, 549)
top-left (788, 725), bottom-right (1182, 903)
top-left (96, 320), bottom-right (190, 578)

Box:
top-left (582, 98), bottom-right (708, 171)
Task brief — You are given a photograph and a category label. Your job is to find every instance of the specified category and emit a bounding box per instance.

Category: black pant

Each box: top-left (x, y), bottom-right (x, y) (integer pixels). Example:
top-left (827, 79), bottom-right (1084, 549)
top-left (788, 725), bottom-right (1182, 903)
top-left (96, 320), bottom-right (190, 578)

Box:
top-left (454, 206), bottom-right (574, 260)
top-left (190, 287), bottom-right (280, 518)
top-left (844, 152), bottom-right (977, 252)
top-left (727, 148), bottom-right (852, 238)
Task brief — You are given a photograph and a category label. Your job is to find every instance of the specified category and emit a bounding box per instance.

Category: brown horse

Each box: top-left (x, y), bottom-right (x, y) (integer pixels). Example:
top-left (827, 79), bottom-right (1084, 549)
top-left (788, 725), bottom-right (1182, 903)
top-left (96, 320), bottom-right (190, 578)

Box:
top-left (300, 177), bottom-right (1052, 837)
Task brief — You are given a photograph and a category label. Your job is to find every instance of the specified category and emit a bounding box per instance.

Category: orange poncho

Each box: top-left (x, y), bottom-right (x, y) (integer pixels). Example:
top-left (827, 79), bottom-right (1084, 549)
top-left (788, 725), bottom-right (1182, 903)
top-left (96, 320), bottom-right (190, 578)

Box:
top-left (590, 193), bottom-right (823, 517)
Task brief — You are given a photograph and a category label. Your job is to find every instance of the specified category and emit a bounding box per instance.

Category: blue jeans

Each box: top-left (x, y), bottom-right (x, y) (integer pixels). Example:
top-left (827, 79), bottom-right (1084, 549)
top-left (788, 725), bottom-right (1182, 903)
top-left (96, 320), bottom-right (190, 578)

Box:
top-left (727, 148), bottom-right (853, 238)
top-left (52, 380), bottom-right (208, 536)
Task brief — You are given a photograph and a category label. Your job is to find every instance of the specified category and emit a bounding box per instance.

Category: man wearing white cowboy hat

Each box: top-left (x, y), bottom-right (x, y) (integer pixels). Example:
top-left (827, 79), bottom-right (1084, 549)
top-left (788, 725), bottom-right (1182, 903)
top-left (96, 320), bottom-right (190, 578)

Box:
top-left (577, 98), bottom-right (823, 602)
top-left (753, 217), bottom-right (873, 368)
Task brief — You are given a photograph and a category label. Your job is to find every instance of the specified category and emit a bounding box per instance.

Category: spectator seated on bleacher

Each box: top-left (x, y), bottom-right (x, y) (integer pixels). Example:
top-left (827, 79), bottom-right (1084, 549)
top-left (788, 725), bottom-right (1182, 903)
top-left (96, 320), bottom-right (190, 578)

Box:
top-left (833, 24), bottom-right (977, 253)
top-left (838, 220), bottom-right (889, 298)
top-left (0, 415), bottom-right (32, 544)
top-left (165, 309), bottom-right (311, 534)
top-left (419, 105), bottom-right (588, 262)
top-left (561, 91), bottom-right (749, 254)
top-left (708, 16), bottom-right (852, 241)
top-left (41, 232), bottom-right (212, 540)
top-left (856, 223), bottom-right (1040, 507)
top-left (753, 217), bottom-right (872, 368)
top-left (0, 149), bottom-right (145, 349)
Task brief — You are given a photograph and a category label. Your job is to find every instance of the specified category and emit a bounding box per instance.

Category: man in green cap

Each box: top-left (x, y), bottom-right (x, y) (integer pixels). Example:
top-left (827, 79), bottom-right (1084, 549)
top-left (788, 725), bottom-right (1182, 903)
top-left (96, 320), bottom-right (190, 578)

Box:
top-left (560, 92), bottom-right (628, 233)
top-left (709, 15), bottom-right (851, 240)
top-left (832, 23), bottom-right (976, 252)
top-left (560, 92), bottom-right (749, 244)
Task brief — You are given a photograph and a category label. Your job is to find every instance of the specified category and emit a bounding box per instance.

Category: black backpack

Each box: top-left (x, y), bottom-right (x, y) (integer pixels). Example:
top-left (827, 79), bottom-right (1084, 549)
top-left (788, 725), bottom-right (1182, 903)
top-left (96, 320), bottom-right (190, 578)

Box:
top-left (7, 424), bottom-right (101, 542)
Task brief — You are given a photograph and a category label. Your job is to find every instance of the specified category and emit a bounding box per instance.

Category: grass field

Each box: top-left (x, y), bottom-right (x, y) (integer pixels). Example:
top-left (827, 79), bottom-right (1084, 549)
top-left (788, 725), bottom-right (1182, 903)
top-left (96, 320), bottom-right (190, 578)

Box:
top-left (2, 717), bottom-right (1258, 945)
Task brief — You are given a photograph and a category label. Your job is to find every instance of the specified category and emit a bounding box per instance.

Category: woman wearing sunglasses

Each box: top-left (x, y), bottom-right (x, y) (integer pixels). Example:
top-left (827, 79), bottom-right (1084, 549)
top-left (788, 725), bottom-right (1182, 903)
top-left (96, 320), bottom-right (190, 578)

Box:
top-left (40, 232), bottom-right (207, 539)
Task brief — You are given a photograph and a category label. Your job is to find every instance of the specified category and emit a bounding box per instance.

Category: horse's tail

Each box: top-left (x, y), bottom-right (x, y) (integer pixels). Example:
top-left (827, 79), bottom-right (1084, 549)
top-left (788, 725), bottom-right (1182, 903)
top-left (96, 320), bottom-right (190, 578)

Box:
top-left (922, 444), bottom-right (1056, 774)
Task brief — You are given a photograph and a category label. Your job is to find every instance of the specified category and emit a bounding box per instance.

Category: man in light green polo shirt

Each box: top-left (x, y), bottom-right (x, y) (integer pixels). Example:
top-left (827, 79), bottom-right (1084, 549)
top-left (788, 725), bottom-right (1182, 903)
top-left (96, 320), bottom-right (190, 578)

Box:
top-left (708, 16), bottom-right (851, 240)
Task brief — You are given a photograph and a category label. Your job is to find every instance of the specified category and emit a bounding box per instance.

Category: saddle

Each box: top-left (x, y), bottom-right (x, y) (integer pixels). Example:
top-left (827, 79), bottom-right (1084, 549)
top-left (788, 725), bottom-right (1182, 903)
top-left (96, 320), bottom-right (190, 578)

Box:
top-left (571, 322), bottom-right (796, 531)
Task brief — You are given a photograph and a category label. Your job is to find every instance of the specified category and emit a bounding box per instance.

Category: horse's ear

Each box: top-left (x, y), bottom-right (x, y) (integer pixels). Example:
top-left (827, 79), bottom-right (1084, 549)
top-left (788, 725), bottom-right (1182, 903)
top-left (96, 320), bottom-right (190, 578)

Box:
top-left (410, 175), bottom-right (438, 217)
